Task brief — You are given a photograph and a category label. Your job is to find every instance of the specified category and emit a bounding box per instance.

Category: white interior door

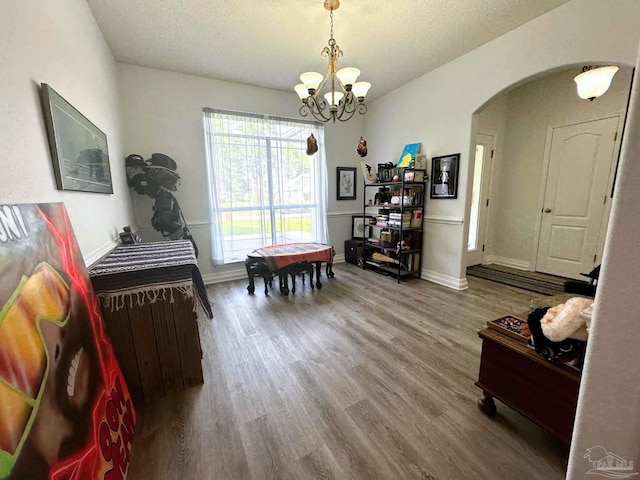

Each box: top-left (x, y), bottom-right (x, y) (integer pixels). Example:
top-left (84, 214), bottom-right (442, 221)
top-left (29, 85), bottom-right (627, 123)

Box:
top-left (536, 116), bottom-right (619, 279)
top-left (467, 133), bottom-right (495, 266)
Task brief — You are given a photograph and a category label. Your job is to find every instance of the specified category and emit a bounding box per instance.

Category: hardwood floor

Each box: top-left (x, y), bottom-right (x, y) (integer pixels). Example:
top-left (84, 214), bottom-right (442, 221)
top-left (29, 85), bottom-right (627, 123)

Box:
top-left (127, 264), bottom-right (569, 479)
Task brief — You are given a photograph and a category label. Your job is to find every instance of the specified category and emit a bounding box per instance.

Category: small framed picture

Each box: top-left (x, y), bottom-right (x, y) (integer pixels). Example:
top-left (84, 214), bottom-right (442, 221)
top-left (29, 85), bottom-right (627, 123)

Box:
top-left (414, 153), bottom-right (427, 170)
top-left (430, 153), bottom-right (460, 199)
top-left (352, 216), bottom-right (368, 239)
top-left (361, 161), bottom-right (376, 184)
top-left (337, 167), bottom-right (357, 200)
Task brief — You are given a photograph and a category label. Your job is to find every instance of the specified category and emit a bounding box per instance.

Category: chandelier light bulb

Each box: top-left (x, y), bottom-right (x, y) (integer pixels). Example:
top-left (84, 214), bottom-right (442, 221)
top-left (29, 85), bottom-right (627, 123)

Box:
top-left (352, 82), bottom-right (371, 100)
top-left (336, 67), bottom-right (360, 88)
top-left (324, 91), bottom-right (344, 106)
top-left (300, 72), bottom-right (324, 92)
top-left (294, 84), bottom-right (308, 100)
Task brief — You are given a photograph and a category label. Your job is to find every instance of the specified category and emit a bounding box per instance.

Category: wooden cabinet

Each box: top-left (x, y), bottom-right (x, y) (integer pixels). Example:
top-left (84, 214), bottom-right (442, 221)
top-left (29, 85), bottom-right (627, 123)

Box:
top-left (99, 290), bottom-right (203, 405)
top-left (475, 328), bottom-right (581, 444)
top-left (89, 240), bottom-right (210, 405)
top-left (362, 168), bottom-right (426, 282)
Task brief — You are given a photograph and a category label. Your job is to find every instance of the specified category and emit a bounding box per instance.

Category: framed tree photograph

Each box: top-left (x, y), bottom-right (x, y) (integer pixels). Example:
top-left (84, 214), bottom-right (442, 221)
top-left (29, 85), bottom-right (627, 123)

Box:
top-left (337, 167), bottom-right (357, 200)
top-left (430, 153), bottom-right (460, 199)
top-left (41, 83), bottom-right (113, 193)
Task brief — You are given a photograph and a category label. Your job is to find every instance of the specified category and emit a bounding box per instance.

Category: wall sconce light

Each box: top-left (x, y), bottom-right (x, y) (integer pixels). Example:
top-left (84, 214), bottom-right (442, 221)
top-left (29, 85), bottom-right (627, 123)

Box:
top-left (574, 65), bottom-right (619, 101)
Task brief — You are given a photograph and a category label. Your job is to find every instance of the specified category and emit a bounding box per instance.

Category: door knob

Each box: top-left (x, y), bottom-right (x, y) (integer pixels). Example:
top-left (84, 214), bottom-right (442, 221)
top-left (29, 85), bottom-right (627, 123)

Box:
top-left (544, 208), bottom-right (552, 213)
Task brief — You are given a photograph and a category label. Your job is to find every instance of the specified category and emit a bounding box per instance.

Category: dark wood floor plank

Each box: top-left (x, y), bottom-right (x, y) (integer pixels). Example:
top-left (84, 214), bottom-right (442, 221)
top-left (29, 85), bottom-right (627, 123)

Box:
top-left (126, 264), bottom-right (569, 480)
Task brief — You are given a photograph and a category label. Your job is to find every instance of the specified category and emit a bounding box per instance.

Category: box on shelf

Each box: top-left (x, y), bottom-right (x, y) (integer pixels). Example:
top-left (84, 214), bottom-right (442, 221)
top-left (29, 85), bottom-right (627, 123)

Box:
top-left (404, 169), bottom-right (425, 182)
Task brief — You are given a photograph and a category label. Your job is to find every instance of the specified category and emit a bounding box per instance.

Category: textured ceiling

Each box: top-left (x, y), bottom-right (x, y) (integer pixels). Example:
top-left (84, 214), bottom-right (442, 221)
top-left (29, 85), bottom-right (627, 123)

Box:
top-left (86, 0), bottom-right (571, 100)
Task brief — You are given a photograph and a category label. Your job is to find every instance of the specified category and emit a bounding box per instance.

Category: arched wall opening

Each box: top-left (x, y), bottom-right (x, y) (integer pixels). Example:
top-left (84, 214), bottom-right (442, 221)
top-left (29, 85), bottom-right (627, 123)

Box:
top-left (463, 63), bottom-right (634, 281)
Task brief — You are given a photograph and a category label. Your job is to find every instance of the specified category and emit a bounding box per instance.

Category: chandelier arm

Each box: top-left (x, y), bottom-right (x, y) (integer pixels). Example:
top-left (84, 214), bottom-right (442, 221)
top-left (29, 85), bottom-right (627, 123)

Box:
top-left (334, 95), bottom-right (357, 122)
top-left (356, 103), bottom-right (367, 115)
top-left (302, 97), bottom-right (333, 123)
top-left (335, 107), bottom-right (358, 123)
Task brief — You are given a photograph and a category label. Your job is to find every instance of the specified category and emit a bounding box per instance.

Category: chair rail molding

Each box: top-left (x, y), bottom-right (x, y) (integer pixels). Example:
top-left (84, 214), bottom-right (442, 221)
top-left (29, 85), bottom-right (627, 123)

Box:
top-left (424, 215), bottom-right (464, 225)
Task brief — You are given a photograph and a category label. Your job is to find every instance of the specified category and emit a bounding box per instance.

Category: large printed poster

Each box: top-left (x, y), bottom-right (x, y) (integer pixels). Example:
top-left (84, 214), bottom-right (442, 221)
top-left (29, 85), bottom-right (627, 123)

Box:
top-left (0, 203), bottom-right (135, 479)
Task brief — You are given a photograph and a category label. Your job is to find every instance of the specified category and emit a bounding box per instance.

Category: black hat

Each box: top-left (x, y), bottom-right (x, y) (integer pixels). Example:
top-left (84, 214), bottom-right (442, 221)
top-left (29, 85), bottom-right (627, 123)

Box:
top-left (149, 153), bottom-right (177, 171)
top-left (125, 154), bottom-right (146, 167)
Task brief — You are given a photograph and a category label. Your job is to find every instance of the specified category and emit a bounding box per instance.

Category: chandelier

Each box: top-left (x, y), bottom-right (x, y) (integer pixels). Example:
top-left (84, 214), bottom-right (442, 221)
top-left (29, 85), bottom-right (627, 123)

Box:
top-left (294, 0), bottom-right (371, 123)
top-left (574, 65), bottom-right (619, 101)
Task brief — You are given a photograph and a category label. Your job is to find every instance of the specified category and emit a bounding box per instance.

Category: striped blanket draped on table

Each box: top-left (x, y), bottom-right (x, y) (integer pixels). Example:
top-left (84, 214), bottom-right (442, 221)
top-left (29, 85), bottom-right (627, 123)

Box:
top-left (89, 240), bottom-right (213, 319)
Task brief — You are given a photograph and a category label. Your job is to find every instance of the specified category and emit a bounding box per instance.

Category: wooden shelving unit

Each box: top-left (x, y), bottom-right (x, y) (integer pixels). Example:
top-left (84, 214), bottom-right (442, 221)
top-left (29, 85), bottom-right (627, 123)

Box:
top-left (362, 168), bottom-right (426, 282)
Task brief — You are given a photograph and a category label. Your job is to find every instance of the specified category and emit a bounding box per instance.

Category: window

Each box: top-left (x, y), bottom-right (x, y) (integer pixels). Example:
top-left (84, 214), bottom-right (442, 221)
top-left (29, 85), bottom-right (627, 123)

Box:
top-left (203, 109), bottom-right (329, 265)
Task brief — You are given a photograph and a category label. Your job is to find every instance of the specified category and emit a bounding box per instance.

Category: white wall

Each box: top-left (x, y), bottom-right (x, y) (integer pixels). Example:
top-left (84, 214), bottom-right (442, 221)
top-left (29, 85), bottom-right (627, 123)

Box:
top-left (478, 66), bottom-right (632, 267)
top-left (366, 0), bottom-right (640, 289)
top-left (0, 0), bottom-right (134, 264)
top-left (117, 64), bottom-right (361, 282)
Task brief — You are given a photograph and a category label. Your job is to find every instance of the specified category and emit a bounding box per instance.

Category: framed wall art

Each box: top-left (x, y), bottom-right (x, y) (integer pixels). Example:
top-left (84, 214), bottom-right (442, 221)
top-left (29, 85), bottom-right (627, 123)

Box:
top-left (337, 167), bottom-right (357, 200)
top-left (41, 83), bottom-right (113, 193)
top-left (352, 215), bottom-right (368, 239)
top-left (430, 153), bottom-right (460, 199)
top-left (397, 143), bottom-right (421, 168)
top-left (414, 153), bottom-right (427, 170)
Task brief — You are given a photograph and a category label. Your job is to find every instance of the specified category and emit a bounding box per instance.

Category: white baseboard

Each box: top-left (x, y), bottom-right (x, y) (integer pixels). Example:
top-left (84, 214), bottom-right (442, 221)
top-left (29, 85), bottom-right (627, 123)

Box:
top-left (421, 269), bottom-right (468, 290)
top-left (483, 255), bottom-right (530, 270)
top-left (201, 267), bottom-right (246, 285)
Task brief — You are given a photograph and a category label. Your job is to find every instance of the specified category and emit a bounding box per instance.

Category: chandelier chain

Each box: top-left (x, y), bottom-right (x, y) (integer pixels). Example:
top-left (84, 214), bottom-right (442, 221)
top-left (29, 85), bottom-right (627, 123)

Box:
top-left (330, 8), bottom-right (334, 41)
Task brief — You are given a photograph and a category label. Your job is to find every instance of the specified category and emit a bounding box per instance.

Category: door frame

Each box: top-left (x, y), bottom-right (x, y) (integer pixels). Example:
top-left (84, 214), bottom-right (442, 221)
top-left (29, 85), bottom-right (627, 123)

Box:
top-left (529, 113), bottom-right (624, 273)
top-left (467, 131), bottom-right (496, 267)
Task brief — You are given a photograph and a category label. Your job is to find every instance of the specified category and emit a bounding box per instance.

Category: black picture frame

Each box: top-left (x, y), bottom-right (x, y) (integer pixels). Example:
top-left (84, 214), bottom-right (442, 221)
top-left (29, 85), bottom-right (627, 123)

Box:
top-left (41, 83), bottom-right (113, 193)
top-left (430, 153), bottom-right (460, 199)
top-left (337, 167), bottom-right (357, 200)
top-left (352, 215), bottom-right (368, 239)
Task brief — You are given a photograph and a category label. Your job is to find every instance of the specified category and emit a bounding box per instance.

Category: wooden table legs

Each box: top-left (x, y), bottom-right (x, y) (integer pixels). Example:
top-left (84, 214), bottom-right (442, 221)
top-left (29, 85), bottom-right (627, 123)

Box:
top-left (245, 259), bottom-right (273, 295)
top-left (478, 390), bottom-right (497, 417)
top-left (246, 260), bottom-right (334, 295)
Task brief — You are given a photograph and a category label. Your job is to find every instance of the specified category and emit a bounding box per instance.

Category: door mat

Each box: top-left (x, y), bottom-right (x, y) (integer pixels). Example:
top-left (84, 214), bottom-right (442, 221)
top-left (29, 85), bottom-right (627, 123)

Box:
top-left (467, 264), bottom-right (567, 295)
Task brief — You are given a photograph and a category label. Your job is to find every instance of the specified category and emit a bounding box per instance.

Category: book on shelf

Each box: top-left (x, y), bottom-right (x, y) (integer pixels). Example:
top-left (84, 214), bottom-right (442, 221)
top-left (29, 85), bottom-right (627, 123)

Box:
top-left (388, 212), bottom-right (411, 219)
top-left (403, 230), bottom-right (422, 249)
top-left (405, 253), bottom-right (421, 271)
top-left (388, 221), bottom-right (410, 228)
top-left (410, 211), bottom-right (423, 228)
top-left (405, 185), bottom-right (425, 205)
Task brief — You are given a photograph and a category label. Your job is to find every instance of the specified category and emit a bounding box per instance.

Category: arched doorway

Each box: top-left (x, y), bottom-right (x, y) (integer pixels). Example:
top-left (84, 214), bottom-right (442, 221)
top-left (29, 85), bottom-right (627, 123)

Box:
top-left (466, 65), bottom-right (633, 279)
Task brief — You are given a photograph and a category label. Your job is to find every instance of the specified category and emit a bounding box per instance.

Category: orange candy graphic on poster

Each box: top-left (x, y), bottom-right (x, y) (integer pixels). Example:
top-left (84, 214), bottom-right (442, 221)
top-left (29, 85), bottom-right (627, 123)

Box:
top-left (0, 263), bottom-right (70, 457)
top-left (0, 203), bottom-right (135, 479)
